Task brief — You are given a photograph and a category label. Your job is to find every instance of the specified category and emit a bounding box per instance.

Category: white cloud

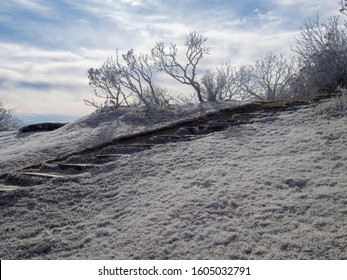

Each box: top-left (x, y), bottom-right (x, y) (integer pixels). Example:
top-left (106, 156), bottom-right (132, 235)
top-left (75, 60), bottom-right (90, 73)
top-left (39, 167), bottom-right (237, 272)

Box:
top-left (0, 43), bottom-right (111, 116)
top-left (11, 0), bottom-right (52, 12)
top-left (268, 0), bottom-right (339, 18)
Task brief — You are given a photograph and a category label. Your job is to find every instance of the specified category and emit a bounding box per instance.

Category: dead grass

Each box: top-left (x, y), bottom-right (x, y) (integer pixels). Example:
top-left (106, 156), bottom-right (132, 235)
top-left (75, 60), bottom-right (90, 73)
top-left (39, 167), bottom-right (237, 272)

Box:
top-left (316, 90), bottom-right (347, 118)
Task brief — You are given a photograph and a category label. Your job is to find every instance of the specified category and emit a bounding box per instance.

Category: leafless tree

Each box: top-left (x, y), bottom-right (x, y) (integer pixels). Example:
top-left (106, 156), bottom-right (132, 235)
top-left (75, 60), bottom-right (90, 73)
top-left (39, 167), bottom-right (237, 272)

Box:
top-left (151, 31), bottom-right (210, 103)
top-left (200, 62), bottom-right (241, 101)
top-left (86, 49), bottom-right (171, 109)
top-left (86, 57), bottom-right (128, 108)
top-left (119, 49), bottom-right (171, 108)
top-left (291, 15), bottom-right (347, 94)
top-left (238, 53), bottom-right (297, 101)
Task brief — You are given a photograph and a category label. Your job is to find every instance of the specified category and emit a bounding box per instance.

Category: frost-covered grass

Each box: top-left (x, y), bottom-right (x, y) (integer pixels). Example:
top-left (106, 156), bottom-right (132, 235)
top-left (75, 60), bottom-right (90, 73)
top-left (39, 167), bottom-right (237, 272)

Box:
top-left (0, 100), bottom-right (346, 259)
top-left (316, 91), bottom-right (347, 118)
top-left (0, 101), bottom-right (240, 175)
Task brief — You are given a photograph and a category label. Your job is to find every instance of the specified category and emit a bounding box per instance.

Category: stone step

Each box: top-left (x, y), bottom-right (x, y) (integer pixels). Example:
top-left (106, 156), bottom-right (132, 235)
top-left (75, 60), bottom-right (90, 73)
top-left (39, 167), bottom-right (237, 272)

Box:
top-left (94, 153), bottom-right (132, 158)
top-left (18, 172), bottom-right (67, 179)
top-left (178, 125), bottom-right (227, 134)
top-left (119, 143), bottom-right (156, 147)
top-left (56, 163), bottom-right (102, 170)
top-left (0, 184), bottom-right (19, 192)
top-left (150, 134), bottom-right (197, 143)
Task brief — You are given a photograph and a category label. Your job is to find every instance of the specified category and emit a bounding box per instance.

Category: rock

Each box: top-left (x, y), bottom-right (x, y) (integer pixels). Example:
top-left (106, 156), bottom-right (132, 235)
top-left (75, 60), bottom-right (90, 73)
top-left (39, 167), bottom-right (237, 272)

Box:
top-left (18, 122), bottom-right (67, 133)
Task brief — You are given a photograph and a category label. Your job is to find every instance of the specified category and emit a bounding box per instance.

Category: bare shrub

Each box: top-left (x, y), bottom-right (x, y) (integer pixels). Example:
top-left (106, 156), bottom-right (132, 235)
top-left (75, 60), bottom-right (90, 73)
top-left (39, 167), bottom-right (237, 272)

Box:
top-left (291, 15), bottom-right (347, 95)
top-left (0, 101), bottom-right (21, 131)
top-left (86, 49), bottom-right (171, 110)
top-left (200, 62), bottom-right (241, 102)
top-left (238, 53), bottom-right (297, 101)
top-left (316, 88), bottom-right (347, 118)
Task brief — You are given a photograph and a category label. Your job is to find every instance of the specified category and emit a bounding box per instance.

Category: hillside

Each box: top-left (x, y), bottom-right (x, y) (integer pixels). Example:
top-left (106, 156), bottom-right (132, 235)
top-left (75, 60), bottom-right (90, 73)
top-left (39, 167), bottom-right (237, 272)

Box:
top-left (0, 98), bottom-right (346, 259)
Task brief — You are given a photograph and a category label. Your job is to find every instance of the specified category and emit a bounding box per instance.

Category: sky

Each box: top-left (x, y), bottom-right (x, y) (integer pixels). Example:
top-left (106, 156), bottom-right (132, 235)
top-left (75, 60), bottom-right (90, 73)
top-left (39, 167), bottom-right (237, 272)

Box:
top-left (0, 0), bottom-right (340, 120)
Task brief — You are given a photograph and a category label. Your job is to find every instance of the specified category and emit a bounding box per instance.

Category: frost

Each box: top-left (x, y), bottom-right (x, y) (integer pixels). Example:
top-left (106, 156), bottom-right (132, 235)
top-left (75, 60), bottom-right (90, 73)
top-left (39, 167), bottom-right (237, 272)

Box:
top-left (0, 99), bottom-right (346, 259)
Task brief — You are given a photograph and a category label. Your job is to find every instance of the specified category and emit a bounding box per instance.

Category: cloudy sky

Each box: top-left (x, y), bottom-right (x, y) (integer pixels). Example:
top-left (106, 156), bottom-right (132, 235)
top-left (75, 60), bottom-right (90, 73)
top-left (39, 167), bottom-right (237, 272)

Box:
top-left (0, 0), bottom-right (340, 120)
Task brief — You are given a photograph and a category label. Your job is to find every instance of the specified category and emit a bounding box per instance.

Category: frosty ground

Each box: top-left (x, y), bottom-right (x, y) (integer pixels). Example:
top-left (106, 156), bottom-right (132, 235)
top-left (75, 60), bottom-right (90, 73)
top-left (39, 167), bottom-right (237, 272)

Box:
top-left (0, 100), bottom-right (346, 259)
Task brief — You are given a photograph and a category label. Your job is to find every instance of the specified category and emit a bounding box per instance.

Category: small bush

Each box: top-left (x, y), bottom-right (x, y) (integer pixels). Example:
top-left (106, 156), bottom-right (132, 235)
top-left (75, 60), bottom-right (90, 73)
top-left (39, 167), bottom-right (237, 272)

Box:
top-left (292, 15), bottom-right (347, 95)
top-left (316, 89), bottom-right (347, 118)
top-left (0, 101), bottom-right (21, 131)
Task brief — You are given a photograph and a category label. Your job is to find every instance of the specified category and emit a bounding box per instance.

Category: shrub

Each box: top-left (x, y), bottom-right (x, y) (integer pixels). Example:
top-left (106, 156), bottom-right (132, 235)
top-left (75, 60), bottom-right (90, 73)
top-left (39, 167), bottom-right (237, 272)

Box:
top-left (291, 15), bottom-right (347, 95)
top-left (0, 101), bottom-right (20, 131)
top-left (237, 53), bottom-right (297, 101)
top-left (86, 49), bottom-right (172, 110)
top-left (200, 62), bottom-right (241, 102)
top-left (316, 88), bottom-right (347, 118)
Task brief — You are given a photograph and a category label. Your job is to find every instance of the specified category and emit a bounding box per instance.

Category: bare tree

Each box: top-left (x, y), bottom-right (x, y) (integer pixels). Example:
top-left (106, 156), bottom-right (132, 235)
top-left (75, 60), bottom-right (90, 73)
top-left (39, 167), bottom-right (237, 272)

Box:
top-left (119, 49), bottom-right (170, 108)
top-left (200, 62), bottom-right (241, 102)
top-left (86, 49), bottom-right (171, 109)
top-left (86, 57), bottom-right (128, 108)
top-left (151, 31), bottom-right (210, 103)
top-left (291, 15), bottom-right (347, 94)
top-left (238, 53), bottom-right (297, 101)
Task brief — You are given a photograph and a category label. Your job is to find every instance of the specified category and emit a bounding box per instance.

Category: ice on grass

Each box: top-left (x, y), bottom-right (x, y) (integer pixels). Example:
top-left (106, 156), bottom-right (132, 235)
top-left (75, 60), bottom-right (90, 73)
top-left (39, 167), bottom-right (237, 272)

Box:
top-left (0, 100), bottom-right (346, 259)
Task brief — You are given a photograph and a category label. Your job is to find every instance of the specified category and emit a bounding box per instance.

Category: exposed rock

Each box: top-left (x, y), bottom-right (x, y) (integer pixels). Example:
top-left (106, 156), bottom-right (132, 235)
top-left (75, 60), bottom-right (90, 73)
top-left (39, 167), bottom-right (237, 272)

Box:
top-left (18, 122), bottom-right (67, 133)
